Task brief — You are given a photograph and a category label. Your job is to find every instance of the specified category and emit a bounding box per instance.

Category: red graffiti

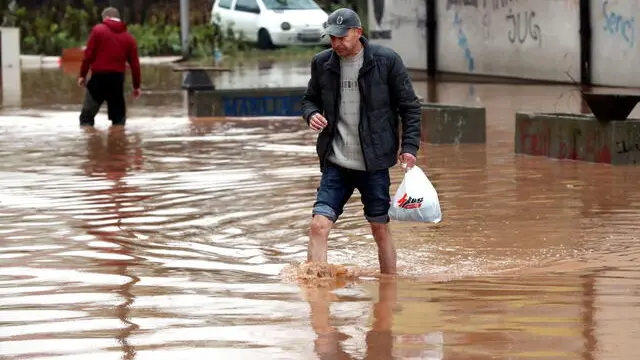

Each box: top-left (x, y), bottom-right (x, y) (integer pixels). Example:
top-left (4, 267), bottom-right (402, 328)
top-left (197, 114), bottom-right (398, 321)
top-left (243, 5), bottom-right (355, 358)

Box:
top-left (597, 144), bottom-right (612, 163)
top-left (559, 142), bottom-right (568, 159)
top-left (518, 119), bottom-right (551, 156)
top-left (558, 140), bottom-right (579, 160)
top-left (583, 129), bottom-right (612, 164)
top-left (518, 118), bottom-right (612, 164)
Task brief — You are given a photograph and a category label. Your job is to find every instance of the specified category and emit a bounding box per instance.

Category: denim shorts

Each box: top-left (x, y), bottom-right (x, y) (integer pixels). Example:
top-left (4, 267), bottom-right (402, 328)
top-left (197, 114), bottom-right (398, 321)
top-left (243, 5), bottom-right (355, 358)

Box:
top-left (312, 162), bottom-right (391, 223)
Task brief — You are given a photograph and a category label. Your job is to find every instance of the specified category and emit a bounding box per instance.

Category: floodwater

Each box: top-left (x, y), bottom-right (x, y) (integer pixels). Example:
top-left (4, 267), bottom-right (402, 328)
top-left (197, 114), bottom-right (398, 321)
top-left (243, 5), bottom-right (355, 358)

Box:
top-left (1, 60), bottom-right (640, 359)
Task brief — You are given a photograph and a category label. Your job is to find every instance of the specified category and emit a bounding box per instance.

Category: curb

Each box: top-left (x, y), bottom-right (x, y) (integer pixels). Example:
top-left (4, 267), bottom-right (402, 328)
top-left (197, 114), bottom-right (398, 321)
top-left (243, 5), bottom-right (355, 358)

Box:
top-left (19, 55), bottom-right (183, 69)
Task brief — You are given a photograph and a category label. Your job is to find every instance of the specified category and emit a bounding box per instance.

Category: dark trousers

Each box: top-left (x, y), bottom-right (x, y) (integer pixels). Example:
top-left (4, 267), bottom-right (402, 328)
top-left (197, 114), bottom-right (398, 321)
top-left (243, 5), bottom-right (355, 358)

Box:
top-left (79, 72), bottom-right (126, 126)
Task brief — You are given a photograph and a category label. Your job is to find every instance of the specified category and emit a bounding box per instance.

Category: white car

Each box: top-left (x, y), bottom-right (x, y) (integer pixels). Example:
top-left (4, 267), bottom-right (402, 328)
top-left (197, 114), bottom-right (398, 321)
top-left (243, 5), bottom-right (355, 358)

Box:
top-left (211, 0), bottom-right (331, 49)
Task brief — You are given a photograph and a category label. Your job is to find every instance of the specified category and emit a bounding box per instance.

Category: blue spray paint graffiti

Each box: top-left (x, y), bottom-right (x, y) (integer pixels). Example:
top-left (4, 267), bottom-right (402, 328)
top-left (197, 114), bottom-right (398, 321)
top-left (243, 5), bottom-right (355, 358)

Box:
top-left (602, 0), bottom-right (635, 48)
top-left (222, 95), bottom-right (302, 117)
top-left (453, 12), bottom-right (475, 72)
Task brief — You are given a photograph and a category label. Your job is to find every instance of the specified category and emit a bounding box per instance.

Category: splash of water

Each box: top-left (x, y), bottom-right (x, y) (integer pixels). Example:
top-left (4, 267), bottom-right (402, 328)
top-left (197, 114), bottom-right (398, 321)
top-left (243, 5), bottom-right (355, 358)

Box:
top-left (279, 262), bottom-right (380, 288)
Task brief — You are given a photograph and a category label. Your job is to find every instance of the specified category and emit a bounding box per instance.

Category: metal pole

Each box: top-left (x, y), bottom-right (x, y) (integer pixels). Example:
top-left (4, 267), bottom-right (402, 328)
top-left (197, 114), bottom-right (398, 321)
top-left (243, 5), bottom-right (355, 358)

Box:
top-left (579, 0), bottom-right (591, 86)
top-left (426, 0), bottom-right (437, 77)
top-left (180, 0), bottom-right (190, 58)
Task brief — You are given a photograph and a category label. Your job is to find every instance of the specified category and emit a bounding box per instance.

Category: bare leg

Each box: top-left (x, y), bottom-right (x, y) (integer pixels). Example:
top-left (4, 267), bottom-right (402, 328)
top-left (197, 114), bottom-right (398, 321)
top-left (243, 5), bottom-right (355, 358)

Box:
top-left (308, 215), bottom-right (334, 263)
top-left (370, 223), bottom-right (396, 275)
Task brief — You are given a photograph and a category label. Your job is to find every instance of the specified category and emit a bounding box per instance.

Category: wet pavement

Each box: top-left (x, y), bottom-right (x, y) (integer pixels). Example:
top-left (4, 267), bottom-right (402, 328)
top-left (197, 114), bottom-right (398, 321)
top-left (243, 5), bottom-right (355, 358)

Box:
top-left (1, 61), bottom-right (640, 359)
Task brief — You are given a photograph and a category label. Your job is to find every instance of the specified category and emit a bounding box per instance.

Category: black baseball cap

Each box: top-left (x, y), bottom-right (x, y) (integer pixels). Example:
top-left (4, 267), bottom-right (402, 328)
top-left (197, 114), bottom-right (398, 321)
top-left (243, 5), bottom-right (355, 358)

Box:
top-left (323, 8), bottom-right (362, 38)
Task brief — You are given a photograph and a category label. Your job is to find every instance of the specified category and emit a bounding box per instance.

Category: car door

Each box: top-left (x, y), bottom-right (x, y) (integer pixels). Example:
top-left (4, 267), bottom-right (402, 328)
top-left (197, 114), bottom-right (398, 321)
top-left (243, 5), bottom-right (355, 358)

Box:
top-left (232, 0), bottom-right (262, 42)
top-left (211, 0), bottom-right (236, 32)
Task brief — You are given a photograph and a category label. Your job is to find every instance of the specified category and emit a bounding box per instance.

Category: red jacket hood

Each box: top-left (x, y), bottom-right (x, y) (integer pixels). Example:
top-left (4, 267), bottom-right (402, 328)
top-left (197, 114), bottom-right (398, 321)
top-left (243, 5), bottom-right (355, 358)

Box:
top-left (102, 18), bottom-right (127, 33)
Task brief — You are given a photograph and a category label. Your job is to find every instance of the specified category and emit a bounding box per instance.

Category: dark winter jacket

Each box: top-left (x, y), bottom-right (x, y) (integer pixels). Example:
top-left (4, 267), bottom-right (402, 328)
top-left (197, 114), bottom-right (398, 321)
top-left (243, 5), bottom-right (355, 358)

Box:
top-left (301, 36), bottom-right (422, 171)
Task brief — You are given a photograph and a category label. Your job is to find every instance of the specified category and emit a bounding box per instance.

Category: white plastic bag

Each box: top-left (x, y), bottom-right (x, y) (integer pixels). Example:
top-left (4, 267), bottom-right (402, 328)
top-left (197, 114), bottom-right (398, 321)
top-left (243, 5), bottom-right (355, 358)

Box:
top-left (388, 165), bottom-right (442, 223)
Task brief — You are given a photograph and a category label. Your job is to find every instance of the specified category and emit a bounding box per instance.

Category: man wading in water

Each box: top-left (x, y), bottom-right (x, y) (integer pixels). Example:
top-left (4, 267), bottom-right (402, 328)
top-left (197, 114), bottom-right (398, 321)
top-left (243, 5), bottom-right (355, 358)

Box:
top-left (77, 7), bottom-right (141, 127)
top-left (301, 8), bottom-right (421, 275)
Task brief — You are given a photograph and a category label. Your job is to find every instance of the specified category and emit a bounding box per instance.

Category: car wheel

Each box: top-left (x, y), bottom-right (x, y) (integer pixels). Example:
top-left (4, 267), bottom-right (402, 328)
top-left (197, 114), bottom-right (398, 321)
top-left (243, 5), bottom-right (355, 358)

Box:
top-left (257, 28), bottom-right (274, 50)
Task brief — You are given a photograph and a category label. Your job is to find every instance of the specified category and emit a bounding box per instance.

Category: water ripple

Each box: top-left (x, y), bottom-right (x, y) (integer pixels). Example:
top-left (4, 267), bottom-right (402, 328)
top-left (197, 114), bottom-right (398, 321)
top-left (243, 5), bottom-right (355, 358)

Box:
top-left (1, 81), bottom-right (640, 358)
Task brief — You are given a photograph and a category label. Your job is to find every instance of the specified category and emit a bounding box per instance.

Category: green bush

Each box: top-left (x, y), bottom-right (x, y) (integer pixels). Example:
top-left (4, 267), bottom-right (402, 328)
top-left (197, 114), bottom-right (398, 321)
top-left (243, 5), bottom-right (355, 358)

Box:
top-left (3, 0), bottom-right (363, 57)
top-left (126, 13), bottom-right (251, 59)
top-left (8, 0), bottom-right (242, 57)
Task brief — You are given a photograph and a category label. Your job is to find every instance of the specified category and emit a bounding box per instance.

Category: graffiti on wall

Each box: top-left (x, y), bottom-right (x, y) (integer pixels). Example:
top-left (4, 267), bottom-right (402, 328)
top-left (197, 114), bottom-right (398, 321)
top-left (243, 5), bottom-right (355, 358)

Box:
top-left (381, 13), bottom-right (427, 36)
top-left (446, 0), bottom-right (479, 9)
top-left (506, 9), bottom-right (542, 47)
top-left (453, 12), bottom-right (475, 71)
top-left (614, 124), bottom-right (640, 162)
top-left (446, 0), bottom-right (543, 51)
top-left (615, 140), bottom-right (640, 154)
top-left (447, 0), bottom-right (520, 11)
top-left (368, 0), bottom-right (428, 69)
top-left (371, 0), bottom-right (392, 39)
top-left (601, 0), bottom-right (635, 49)
top-left (517, 119), bottom-right (612, 164)
top-left (370, 0), bottom-right (426, 40)
top-left (222, 95), bottom-right (302, 117)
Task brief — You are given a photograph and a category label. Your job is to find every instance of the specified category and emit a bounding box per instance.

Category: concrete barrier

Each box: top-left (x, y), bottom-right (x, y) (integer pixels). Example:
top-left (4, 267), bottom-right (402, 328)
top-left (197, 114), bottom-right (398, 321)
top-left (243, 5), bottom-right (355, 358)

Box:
top-left (1, 27), bottom-right (22, 107)
top-left (420, 103), bottom-right (486, 144)
top-left (514, 112), bottom-right (640, 165)
top-left (61, 47), bottom-right (84, 62)
top-left (187, 87), bottom-right (305, 117)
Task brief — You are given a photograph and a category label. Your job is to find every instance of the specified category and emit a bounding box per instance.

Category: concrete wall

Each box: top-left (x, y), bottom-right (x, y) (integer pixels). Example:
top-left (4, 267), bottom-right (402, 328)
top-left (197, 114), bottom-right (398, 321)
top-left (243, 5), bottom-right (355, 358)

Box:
top-left (366, 0), bottom-right (427, 70)
top-left (369, 0), bottom-right (640, 86)
top-left (514, 112), bottom-right (640, 165)
top-left (591, 0), bottom-right (640, 86)
top-left (437, 0), bottom-right (580, 82)
top-left (1, 27), bottom-right (22, 107)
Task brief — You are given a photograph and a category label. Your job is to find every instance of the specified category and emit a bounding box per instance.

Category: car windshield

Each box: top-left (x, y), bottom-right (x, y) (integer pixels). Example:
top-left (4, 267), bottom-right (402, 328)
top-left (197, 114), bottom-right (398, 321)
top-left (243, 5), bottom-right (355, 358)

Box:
top-left (263, 0), bottom-right (320, 10)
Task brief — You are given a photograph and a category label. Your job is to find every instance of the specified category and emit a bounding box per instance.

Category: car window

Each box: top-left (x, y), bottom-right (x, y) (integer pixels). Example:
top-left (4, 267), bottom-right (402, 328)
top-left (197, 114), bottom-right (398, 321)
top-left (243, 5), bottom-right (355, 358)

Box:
top-left (217, 0), bottom-right (232, 9)
top-left (263, 0), bottom-right (319, 10)
top-left (235, 0), bottom-right (260, 13)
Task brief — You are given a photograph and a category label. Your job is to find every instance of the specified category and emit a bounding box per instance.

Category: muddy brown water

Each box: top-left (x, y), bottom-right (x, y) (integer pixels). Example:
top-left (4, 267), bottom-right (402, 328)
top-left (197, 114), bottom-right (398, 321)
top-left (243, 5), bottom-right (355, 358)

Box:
top-left (0, 61), bottom-right (639, 359)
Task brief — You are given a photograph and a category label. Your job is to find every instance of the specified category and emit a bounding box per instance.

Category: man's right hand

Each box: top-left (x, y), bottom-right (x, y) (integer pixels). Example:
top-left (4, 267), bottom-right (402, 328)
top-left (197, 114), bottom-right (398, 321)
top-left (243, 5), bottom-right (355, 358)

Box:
top-left (132, 88), bottom-right (141, 99)
top-left (309, 113), bottom-right (328, 131)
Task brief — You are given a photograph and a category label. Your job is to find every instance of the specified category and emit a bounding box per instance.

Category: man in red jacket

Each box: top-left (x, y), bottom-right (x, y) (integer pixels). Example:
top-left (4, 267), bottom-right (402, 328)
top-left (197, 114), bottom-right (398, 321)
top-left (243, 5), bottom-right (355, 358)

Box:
top-left (78, 7), bottom-right (141, 126)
